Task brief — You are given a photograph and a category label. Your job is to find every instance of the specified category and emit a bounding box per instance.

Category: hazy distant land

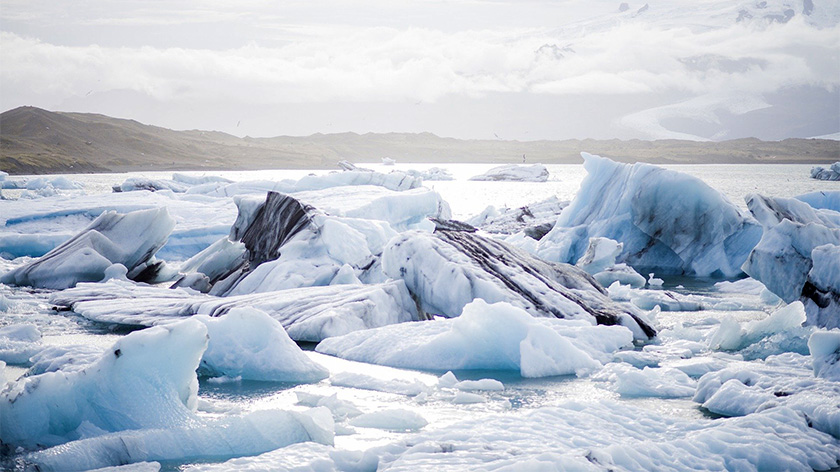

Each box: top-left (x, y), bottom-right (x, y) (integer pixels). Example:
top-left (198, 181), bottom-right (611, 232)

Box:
top-left (1, 106), bottom-right (838, 175)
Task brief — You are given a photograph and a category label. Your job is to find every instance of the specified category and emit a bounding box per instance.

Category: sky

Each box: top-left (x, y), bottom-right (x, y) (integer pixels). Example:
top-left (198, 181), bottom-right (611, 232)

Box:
top-left (1, 0), bottom-right (838, 141)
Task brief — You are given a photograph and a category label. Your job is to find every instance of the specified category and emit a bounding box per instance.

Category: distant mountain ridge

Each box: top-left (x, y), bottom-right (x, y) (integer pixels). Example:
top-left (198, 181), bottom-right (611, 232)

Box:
top-left (1, 106), bottom-right (837, 175)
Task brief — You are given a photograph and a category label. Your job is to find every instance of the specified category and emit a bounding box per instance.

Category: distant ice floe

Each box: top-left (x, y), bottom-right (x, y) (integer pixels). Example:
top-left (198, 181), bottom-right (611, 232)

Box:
top-left (467, 195), bottom-right (567, 237)
top-left (316, 299), bottom-right (634, 378)
top-left (403, 167), bottom-right (454, 181)
top-left (810, 162), bottom-right (840, 181)
top-left (1, 207), bottom-right (175, 289)
top-left (382, 222), bottom-right (655, 340)
top-left (468, 163), bottom-right (549, 182)
top-left (530, 153), bottom-right (762, 278)
top-left (742, 193), bottom-right (840, 328)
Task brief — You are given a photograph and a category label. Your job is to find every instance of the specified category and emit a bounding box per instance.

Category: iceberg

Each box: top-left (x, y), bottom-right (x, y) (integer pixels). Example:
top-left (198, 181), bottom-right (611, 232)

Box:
top-left (742, 194), bottom-right (840, 328)
top-left (403, 167), bottom-right (454, 181)
top-left (185, 170), bottom-right (421, 197)
top-left (51, 279), bottom-right (419, 342)
top-left (534, 153), bottom-right (762, 277)
top-left (0, 319), bottom-right (206, 448)
top-left (316, 299), bottom-right (634, 378)
top-left (1, 207), bottom-right (175, 289)
top-left (469, 164), bottom-right (549, 182)
top-left (382, 223), bottom-right (655, 339)
top-left (810, 162), bottom-right (840, 181)
top-left (797, 190), bottom-right (840, 212)
top-left (467, 196), bottom-right (568, 237)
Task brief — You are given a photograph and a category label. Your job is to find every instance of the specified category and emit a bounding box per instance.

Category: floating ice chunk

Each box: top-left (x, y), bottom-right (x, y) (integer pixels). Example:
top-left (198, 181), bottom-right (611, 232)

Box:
top-left (810, 162), bottom-right (840, 181)
top-left (317, 299), bottom-right (633, 378)
top-left (714, 277), bottom-right (768, 294)
top-left (1, 208), bottom-right (175, 289)
top-left (597, 364), bottom-right (697, 398)
top-left (195, 308), bottom-right (329, 383)
top-left (468, 196), bottom-right (567, 236)
top-left (592, 263), bottom-right (646, 288)
top-left (26, 407), bottom-right (334, 471)
top-left (381, 157), bottom-right (396, 165)
top-left (742, 194), bottom-right (840, 328)
top-left (607, 282), bottom-right (764, 312)
top-left (114, 177), bottom-right (190, 193)
top-left (382, 226), bottom-right (655, 340)
top-left (329, 372), bottom-right (431, 396)
top-left (25, 176), bottom-right (83, 190)
top-left (667, 357), bottom-right (730, 378)
top-left (0, 319), bottom-right (207, 448)
top-left (613, 350), bottom-right (660, 368)
top-left (181, 442), bottom-right (336, 472)
top-left (809, 330), bottom-right (840, 380)
top-left (0, 323), bottom-right (42, 364)
top-left (454, 379), bottom-right (504, 391)
top-left (403, 167), bottom-right (454, 181)
top-left (437, 371), bottom-right (459, 388)
top-left (709, 302), bottom-right (807, 353)
top-left (52, 279), bottom-right (419, 342)
top-left (295, 392), bottom-right (362, 421)
top-left (537, 153), bottom-right (761, 277)
top-left (469, 164), bottom-right (549, 182)
top-left (452, 391), bottom-right (486, 404)
top-left (647, 273), bottom-right (664, 287)
top-left (186, 170), bottom-right (421, 197)
top-left (88, 462), bottom-right (161, 472)
top-left (348, 409), bottom-right (427, 432)
top-left (576, 237), bottom-right (622, 274)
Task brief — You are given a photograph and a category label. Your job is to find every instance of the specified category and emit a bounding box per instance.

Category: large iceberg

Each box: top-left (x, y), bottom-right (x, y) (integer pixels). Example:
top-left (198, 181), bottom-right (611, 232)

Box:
top-left (810, 162), bottom-right (840, 181)
top-left (382, 222), bottom-right (655, 339)
top-left (742, 194), bottom-right (840, 328)
top-left (1, 207), bottom-right (175, 289)
top-left (468, 164), bottom-right (549, 182)
top-left (51, 279), bottom-right (420, 342)
top-left (533, 153), bottom-right (762, 277)
top-left (316, 299), bottom-right (634, 378)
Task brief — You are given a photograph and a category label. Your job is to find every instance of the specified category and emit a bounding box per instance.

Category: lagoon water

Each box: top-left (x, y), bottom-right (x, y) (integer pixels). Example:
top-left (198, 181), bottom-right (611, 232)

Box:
top-left (1, 161), bottom-right (837, 470)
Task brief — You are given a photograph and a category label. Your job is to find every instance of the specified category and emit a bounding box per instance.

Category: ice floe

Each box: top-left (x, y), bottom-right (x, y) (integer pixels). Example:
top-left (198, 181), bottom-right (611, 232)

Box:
top-left (810, 162), bottom-right (840, 181)
top-left (1, 208), bottom-right (175, 289)
top-left (469, 164), bottom-right (549, 182)
top-left (467, 196), bottom-right (567, 237)
top-left (316, 299), bottom-right (634, 378)
top-left (533, 153), bottom-right (762, 277)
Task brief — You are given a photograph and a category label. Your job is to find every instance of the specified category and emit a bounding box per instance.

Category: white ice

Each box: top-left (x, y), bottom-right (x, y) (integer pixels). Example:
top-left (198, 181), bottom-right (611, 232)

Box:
top-left (468, 164), bottom-right (549, 182)
top-left (316, 299), bottom-right (633, 378)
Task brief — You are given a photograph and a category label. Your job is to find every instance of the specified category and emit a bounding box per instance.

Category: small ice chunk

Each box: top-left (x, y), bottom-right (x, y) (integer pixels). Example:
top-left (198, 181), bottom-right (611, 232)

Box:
top-left (348, 409), bottom-right (428, 432)
top-left (709, 302), bottom-right (807, 352)
top-left (329, 372), bottom-right (430, 396)
top-left (452, 391), bottom-right (486, 404)
top-left (647, 273), bottom-right (664, 287)
top-left (454, 379), bottom-right (504, 391)
top-left (808, 330), bottom-right (840, 380)
top-left (611, 365), bottom-right (697, 398)
top-left (196, 308), bottom-right (329, 383)
top-left (437, 371), bottom-right (458, 388)
top-left (0, 324), bottom-right (43, 364)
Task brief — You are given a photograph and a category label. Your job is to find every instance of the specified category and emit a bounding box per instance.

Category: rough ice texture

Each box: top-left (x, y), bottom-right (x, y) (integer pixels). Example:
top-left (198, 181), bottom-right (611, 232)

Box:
top-left (382, 226), bottom-right (655, 340)
top-left (0, 320), bottom-right (206, 448)
top-left (810, 162), bottom-right (840, 181)
top-left (694, 353), bottom-right (840, 439)
top-left (51, 279), bottom-right (419, 342)
top-left (348, 409), bottom-right (428, 431)
top-left (595, 364), bottom-right (697, 398)
top-left (535, 153), bottom-right (762, 277)
top-left (26, 407), bottom-right (334, 472)
top-left (797, 190), bottom-right (840, 212)
top-left (809, 330), bottom-right (840, 381)
top-left (372, 399), bottom-right (839, 471)
top-left (403, 167), bottom-right (454, 181)
top-left (742, 194), bottom-right (840, 328)
top-left (195, 308), bottom-right (329, 382)
top-left (316, 299), bottom-right (633, 378)
top-left (708, 302), bottom-right (807, 353)
top-left (466, 196), bottom-right (567, 237)
top-left (468, 164), bottom-right (549, 182)
top-left (1, 208), bottom-right (175, 289)
top-left (114, 177), bottom-right (190, 193)
top-left (0, 323), bottom-right (43, 364)
top-left (576, 237), bottom-right (647, 288)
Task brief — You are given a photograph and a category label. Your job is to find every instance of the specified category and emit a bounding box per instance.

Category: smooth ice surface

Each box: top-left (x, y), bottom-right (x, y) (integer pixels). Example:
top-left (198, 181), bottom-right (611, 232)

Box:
top-left (797, 190), bottom-right (840, 212)
top-left (382, 227), bottom-right (655, 339)
top-left (195, 308), bottom-right (329, 383)
top-left (1, 208), bottom-right (175, 289)
top-left (348, 409), bottom-right (428, 432)
top-left (51, 279), bottom-right (419, 342)
top-left (535, 153), bottom-right (762, 277)
top-left (316, 299), bottom-right (633, 378)
top-left (809, 330), bottom-right (840, 381)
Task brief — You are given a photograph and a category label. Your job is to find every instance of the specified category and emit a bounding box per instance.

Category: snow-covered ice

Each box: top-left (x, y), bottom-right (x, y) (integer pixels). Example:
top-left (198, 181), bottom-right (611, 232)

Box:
top-left (469, 164), bottom-right (549, 182)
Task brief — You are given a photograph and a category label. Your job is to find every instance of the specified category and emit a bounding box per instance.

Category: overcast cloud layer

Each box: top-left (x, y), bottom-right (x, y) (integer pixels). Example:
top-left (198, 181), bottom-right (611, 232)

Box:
top-left (1, 0), bottom-right (838, 141)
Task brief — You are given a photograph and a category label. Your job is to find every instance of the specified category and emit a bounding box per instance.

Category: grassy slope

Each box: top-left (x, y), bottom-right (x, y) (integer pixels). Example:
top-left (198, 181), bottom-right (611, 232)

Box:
top-left (1, 106), bottom-right (838, 174)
